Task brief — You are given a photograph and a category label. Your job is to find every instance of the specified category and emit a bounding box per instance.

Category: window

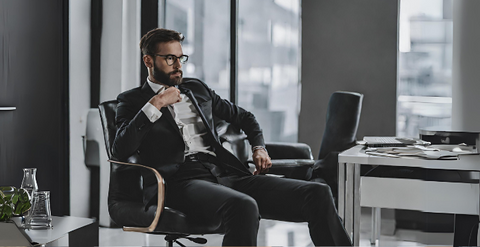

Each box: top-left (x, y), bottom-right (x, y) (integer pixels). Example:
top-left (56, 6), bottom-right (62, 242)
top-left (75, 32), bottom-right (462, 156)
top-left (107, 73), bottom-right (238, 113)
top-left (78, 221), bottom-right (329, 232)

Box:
top-left (397, 0), bottom-right (452, 137)
top-left (164, 0), bottom-right (301, 142)
top-left (237, 0), bottom-right (301, 142)
top-left (164, 0), bottom-right (230, 99)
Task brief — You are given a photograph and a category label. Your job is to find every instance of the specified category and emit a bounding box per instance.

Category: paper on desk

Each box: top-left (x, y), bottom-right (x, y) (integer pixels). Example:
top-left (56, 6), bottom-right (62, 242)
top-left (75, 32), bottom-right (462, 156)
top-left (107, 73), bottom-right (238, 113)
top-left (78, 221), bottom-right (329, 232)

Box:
top-left (365, 147), bottom-right (420, 158)
top-left (429, 144), bottom-right (478, 154)
top-left (365, 145), bottom-right (478, 160)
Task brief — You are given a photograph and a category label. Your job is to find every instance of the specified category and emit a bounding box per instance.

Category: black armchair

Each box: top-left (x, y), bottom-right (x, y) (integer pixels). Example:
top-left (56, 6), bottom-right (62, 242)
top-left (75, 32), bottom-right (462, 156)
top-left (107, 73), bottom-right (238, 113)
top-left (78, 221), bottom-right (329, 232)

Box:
top-left (98, 100), bottom-right (223, 247)
top-left (265, 91), bottom-right (364, 199)
top-left (263, 142), bottom-right (315, 179)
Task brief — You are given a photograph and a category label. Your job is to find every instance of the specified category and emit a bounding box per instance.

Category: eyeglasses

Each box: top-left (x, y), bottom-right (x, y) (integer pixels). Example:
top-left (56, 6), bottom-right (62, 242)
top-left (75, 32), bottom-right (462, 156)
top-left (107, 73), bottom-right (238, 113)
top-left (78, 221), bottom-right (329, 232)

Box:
top-left (154, 54), bottom-right (189, 66)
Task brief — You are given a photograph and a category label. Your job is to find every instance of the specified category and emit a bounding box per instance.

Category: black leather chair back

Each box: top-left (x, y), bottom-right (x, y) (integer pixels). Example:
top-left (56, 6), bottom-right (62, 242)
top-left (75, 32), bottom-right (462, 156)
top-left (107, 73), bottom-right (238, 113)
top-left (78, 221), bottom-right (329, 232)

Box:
top-left (317, 91), bottom-right (363, 160)
top-left (99, 100), bottom-right (118, 159)
top-left (98, 100), bottom-right (152, 227)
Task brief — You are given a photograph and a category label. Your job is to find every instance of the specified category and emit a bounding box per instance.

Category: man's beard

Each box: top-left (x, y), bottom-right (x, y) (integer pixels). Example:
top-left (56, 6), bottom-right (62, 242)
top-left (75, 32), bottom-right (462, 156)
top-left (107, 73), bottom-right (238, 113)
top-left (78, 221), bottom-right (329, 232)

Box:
top-left (152, 61), bottom-right (183, 86)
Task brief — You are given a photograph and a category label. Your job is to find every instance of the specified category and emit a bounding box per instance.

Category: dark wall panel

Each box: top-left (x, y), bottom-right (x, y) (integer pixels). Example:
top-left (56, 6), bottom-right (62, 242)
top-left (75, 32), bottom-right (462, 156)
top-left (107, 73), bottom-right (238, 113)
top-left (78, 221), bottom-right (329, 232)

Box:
top-left (299, 0), bottom-right (398, 153)
top-left (140, 0), bottom-right (159, 83)
top-left (0, 0), bottom-right (69, 215)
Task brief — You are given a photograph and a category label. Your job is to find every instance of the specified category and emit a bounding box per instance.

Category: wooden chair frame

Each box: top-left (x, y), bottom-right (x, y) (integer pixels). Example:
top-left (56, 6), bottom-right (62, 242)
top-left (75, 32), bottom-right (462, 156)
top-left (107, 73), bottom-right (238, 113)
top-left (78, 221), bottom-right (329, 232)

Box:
top-left (107, 160), bottom-right (165, 233)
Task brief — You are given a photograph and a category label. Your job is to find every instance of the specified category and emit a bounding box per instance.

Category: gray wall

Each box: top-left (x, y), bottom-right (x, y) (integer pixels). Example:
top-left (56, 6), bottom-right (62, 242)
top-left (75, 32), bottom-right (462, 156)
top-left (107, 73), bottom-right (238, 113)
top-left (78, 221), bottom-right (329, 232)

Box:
top-left (69, 0), bottom-right (91, 218)
top-left (299, 0), bottom-right (399, 154)
top-left (452, 0), bottom-right (480, 132)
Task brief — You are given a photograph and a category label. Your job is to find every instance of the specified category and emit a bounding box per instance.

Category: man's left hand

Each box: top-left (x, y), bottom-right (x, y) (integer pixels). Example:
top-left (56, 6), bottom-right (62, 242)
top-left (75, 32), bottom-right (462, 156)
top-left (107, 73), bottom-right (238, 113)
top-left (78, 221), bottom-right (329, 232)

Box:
top-left (252, 149), bottom-right (272, 175)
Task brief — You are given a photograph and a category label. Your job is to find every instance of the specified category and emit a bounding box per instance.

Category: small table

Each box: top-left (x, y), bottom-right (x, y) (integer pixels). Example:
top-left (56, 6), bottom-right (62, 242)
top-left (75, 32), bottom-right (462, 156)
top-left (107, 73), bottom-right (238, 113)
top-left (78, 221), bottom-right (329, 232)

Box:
top-left (338, 145), bottom-right (480, 246)
top-left (12, 216), bottom-right (98, 246)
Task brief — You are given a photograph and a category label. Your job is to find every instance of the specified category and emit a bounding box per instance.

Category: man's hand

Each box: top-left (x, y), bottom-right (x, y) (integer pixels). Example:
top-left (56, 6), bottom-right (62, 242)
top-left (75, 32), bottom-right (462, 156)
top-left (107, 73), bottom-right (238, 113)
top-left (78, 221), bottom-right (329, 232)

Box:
top-left (149, 87), bottom-right (182, 110)
top-left (252, 149), bottom-right (272, 175)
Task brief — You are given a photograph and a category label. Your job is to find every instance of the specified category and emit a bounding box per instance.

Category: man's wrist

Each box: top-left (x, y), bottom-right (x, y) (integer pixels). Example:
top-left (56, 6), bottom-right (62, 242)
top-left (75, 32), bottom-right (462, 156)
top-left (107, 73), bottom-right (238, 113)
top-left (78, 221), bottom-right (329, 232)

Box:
top-left (252, 145), bottom-right (267, 153)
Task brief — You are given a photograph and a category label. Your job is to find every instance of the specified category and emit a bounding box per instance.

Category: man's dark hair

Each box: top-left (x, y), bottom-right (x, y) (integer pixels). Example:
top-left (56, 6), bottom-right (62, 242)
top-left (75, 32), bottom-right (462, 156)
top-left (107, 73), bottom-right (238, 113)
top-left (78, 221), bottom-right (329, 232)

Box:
top-left (139, 28), bottom-right (185, 56)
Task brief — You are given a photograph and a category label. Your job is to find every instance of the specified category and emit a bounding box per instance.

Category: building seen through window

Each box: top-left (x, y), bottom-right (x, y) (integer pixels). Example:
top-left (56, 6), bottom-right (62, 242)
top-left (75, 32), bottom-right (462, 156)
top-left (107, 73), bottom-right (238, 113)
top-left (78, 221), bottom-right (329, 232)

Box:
top-left (397, 0), bottom-right (452, 137)
top-left (164, 0), bottom-right (301, 143)
top-left (238, 0), bottom-right (301, 142)
top-left (165, 0), bottom-right (231, 100)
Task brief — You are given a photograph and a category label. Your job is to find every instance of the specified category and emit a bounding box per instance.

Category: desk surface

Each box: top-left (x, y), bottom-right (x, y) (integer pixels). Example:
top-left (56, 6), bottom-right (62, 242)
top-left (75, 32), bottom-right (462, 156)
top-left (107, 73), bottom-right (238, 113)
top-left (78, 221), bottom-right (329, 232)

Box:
top-left (12, 215), bottom-right (96, 245)
top-left (339, 145), bottom-right (480, 171)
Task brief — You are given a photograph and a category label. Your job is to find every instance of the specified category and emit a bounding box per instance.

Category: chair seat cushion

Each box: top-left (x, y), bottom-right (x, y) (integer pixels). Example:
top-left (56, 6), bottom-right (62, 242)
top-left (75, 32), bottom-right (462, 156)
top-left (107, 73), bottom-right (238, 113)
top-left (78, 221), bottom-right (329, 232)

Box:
top-left (110, 202), bottom-right (223, 235)
top-left (153, 207), bottom-right (224, 235)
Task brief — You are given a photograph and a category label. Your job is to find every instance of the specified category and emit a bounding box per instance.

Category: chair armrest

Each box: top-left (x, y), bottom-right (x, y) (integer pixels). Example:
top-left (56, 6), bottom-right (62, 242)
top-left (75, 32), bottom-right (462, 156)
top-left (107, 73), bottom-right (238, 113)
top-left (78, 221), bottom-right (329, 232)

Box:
top-left (247, 142), bottom-right (314, 180)
top-left (265, 142), bottom-right (314, 160)
top-left (267, 159), bottom-right (314, 180)
top-left (246, 159), bottom-right (315, 180)
top-left (108, 159), bottom-right (165, 233)
top-left (270, 159), bottom-right (315, 167)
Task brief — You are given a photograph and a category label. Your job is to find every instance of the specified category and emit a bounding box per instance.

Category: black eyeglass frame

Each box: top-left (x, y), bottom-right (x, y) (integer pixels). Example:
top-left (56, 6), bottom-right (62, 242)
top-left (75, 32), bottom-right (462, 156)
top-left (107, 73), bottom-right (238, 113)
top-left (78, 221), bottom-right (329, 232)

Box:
top-left (154, 54), bottom-right (189, 66)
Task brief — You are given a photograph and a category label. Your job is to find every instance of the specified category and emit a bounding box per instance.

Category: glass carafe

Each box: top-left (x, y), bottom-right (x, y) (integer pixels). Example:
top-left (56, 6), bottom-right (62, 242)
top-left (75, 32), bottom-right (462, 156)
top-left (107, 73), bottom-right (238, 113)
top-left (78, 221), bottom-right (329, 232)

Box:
top-left (20, 168), bottom-right (38, 201)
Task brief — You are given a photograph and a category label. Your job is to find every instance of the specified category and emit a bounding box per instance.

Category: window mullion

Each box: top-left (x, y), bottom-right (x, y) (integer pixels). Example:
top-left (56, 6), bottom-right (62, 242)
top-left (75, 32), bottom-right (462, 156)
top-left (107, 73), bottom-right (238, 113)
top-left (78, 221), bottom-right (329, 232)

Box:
top-left (229, 0), bottom-right (238, 104)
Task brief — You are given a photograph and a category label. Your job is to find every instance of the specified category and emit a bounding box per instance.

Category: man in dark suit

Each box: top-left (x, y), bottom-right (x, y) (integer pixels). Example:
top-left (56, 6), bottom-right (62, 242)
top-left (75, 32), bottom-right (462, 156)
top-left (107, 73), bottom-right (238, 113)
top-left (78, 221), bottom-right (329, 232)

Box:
top-left (112, 28), bottom-right (352, 246)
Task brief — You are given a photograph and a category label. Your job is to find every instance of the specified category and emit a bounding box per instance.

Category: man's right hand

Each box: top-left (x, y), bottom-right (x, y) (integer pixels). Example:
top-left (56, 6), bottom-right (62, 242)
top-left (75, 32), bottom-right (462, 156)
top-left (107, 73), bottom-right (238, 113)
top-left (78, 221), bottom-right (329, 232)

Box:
top-left (149, 87), bottom-right (182, 110)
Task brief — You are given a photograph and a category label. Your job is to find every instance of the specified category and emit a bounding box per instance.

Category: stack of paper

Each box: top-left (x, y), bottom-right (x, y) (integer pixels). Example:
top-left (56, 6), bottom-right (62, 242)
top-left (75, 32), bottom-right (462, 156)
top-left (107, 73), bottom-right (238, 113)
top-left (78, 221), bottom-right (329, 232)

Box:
top-left (364, 145), bottom-right (478, 160)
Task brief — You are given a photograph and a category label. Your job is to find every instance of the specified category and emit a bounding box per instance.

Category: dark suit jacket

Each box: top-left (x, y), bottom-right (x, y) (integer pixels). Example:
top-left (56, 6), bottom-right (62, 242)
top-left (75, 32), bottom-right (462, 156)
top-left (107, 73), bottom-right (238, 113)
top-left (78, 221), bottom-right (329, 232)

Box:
top-left (112, 78), bottom-right (265, 203)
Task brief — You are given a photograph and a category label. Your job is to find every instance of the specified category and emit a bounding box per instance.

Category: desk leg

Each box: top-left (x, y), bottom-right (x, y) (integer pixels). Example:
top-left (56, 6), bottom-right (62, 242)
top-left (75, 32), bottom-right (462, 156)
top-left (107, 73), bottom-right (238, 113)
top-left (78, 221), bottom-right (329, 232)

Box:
top-left (345, 163), bottom-right (354, 241)
top-left (353, 163), bottom-right (361, 247)
top-left (338, 162), bottom-right (346, 221)
top-left (345, 163), bottom-right (361, 246)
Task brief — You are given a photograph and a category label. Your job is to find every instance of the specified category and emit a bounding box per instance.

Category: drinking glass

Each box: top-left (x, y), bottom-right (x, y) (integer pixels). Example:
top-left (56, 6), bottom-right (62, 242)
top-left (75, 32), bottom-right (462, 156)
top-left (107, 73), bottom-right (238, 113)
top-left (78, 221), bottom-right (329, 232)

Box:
top-left (25, 191), bottom-right (52, 228)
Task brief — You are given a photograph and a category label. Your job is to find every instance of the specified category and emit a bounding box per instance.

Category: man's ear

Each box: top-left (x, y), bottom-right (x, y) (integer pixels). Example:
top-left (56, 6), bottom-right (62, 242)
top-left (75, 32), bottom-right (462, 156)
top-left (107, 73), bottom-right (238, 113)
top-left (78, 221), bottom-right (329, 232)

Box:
top-left (143, 55), bottom-right (153, 68)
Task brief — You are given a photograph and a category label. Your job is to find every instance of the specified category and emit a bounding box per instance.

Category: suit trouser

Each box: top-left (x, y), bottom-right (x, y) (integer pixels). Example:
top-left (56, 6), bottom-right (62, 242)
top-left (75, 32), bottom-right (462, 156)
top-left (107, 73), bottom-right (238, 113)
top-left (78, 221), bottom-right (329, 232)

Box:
top-left (162, 159), bottom-right (352, 246)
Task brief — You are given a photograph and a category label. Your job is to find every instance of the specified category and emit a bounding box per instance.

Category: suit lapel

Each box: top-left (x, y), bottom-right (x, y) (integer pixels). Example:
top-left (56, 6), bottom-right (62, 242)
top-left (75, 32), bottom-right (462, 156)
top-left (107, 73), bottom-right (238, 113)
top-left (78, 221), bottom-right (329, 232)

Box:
top-left (161, 107), bottom-right (181, 135)
top-left (183, 89), bottom-right (212, 129)
top-left (140, 82), bottom-right (156, 102)
top-left (180, 87), bottom-right (218, 142)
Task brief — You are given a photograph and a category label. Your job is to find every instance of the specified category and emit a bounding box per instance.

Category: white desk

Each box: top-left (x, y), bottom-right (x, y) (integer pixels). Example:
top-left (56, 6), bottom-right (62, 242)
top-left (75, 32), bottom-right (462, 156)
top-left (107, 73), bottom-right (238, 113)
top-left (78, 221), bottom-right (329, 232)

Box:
top-left (10, 216), bottom-right (98, 246)
top-left (338, 145), bottom-right (480, 246)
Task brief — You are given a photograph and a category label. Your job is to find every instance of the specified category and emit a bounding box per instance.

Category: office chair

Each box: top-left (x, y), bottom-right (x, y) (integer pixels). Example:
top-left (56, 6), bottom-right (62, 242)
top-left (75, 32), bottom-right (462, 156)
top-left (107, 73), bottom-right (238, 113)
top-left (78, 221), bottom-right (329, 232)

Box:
top-left (98, 100), bottom-right (224, 247)
top-left (264, 91), bottom-right (364, 200)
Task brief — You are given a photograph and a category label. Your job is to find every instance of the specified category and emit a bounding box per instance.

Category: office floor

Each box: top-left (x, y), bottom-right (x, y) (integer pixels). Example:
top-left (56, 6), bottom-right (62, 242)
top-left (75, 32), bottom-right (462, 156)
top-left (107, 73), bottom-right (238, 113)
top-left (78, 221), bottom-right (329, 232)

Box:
top-left (98, 208), bottom-right (454, 246)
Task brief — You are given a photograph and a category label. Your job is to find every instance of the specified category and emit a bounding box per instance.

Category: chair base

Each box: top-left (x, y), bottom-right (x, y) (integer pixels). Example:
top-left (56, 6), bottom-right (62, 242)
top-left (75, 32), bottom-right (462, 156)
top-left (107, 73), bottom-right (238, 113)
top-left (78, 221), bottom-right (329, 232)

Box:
top-left (165, 234), bottom-right (208, 247)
